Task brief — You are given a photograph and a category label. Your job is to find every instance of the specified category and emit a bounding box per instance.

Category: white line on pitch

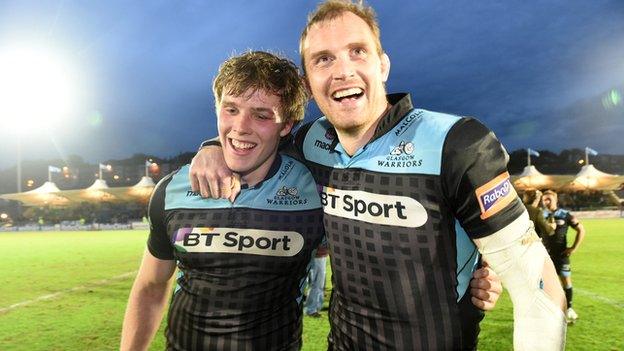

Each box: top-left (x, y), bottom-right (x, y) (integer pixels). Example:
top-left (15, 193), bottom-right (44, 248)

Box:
top-left (0, 271), bottom-right (137, 314)
top-left (575, 287), bottom-right (623, 309)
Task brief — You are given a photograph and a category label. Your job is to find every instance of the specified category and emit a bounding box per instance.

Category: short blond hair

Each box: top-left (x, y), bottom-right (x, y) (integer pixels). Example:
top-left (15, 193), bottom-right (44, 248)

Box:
top-left (213, 51), bottom-right (308, 124)
top-left (299, 0), bottom-right (383, 71)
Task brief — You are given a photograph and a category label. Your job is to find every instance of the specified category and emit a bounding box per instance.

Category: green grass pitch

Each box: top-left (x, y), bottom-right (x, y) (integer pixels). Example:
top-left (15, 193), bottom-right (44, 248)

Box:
top-left (0, 219), bottom-right (622, 350)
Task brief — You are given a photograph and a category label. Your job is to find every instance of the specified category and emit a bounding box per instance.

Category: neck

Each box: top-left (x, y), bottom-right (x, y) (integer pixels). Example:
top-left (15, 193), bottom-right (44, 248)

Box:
top-left (336, 123), bottom-right (377, 156)
top-left (239, 153), bottom-right (278, 188)
top-left (337, 102), bottom-right (392, 156)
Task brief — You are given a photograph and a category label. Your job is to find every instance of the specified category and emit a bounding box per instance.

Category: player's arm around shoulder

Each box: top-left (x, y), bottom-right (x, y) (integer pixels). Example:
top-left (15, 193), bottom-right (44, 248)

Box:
top-left (120, 249), bottom-right (176, 351)
top-left (188, 130), bottom-right (305, 201)
top-left (189, 139), bottom-right (238, 201)
top-left (469, 263), bottom-right (502, 311)
top-left (441, 118), bottom-right (566, 350)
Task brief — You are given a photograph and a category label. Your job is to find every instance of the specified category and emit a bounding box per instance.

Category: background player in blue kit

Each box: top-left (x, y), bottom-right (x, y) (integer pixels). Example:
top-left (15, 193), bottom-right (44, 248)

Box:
top-left (541, 190), bottom-right (585, 324)
top-left (120, 51), bottom-right (325, 350)
top-left (189, 1), bottom-right (568, 349)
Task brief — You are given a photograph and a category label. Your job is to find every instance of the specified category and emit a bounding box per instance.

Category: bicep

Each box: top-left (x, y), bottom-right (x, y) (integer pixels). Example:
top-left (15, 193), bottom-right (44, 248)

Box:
top-left (441, 118), bottom-right (524, 238)
top-left (135, 248), bottom-right (176, 286)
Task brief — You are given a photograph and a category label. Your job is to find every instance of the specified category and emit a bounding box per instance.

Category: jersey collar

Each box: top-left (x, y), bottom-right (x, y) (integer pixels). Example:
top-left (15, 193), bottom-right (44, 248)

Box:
top-left (328, 93), bottom-right (414, 153)
top-left (240, 154), bottom-right (282, 190)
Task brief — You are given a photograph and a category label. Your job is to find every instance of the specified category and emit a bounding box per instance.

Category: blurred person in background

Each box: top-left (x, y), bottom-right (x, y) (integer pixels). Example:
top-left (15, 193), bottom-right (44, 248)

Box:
top-left (304, 242), bottom-right (329, 318)
top-left (522, 189), bottom-right (555, 238)
top-left (542, 189), bottom-right (585, 324)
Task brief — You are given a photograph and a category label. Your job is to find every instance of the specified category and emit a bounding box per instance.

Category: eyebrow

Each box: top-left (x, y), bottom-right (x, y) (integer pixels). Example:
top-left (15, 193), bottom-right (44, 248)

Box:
top-left (220, 100), bottom-right (276, 115)
top-left (250, 107), bottom-right (275, 115)
top-left (347, 41), bottom-right (369, 50)
top-left (307, 49), bottom-right (332, 63)
top-left (307, 41), bottom-right (370, 61)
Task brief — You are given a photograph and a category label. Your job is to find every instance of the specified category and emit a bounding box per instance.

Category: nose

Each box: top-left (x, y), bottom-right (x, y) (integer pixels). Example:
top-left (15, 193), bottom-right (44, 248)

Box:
top-left (332, 55), bottom-right (355, 81)
top-left (231, 113), bottom-right (251, 134)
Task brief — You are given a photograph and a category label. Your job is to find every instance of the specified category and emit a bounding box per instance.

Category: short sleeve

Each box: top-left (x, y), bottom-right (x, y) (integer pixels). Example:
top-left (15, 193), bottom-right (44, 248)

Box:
top-left (566, 212), bottom-right (580, 228)
top-left (287, 122), bottom-right (315, 162)
top-left (441, 118), bottom-right (525, 238)
top-left (146, 172), bottom-right (176, 260)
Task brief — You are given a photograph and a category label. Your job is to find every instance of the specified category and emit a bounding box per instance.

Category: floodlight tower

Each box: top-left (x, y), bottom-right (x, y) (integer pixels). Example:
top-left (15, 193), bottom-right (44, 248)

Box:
top-left (0, 46), bottom-right (76, 193)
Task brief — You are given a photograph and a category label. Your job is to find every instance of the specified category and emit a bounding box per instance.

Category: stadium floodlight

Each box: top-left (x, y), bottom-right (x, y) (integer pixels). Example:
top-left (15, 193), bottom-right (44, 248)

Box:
top-left (0, 46), bottom-right (75, 133)
top-left (0, 45), bottom-right (77, 192)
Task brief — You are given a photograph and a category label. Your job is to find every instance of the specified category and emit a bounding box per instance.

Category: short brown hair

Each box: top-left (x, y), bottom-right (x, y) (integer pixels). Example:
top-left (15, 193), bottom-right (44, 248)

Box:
top-left (213, 51), bottom-right (308, 124)
top-left (299, 0), bottom-right (383, 71)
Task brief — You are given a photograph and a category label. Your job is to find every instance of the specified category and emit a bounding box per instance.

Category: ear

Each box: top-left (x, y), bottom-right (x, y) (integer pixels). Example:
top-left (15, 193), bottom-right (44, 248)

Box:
top-left (380, 53), bottom-right (391, 83)
top-left (280, 120), bottom-right (295, 137)
top-left (303, 74), bottom-right (314, 102)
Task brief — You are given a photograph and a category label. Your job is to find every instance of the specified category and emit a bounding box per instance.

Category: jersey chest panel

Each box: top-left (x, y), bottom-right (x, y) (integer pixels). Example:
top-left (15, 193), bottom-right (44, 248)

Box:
top-left (159, 160), bottom-right (324, 350)
top-left (300, 111), bottom-right (480, 349)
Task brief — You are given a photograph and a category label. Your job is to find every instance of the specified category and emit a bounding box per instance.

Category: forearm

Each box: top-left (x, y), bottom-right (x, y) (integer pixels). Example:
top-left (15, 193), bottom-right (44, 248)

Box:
top-left (120, 279), bottom-right (173, 351)
top-left (570, 225), bottom-right (585, 251)
top-left (474, 212), bottom-right (566, 350)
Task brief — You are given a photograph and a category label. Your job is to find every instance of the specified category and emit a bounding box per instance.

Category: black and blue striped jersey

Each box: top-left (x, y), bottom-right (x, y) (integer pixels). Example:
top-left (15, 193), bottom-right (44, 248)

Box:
top-left (542, 208), bottom-right (577, 255)
top-left (147, 155), bottom-right (325, 351)
top-left (293, 93), bottom-right (525, 350)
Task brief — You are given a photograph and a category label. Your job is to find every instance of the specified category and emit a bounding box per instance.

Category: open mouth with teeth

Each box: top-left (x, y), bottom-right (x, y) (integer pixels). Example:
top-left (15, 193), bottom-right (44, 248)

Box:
top-left (332, 87), bottom-right (364, 102)
top-left (229, 138), bottom-right (256, 152)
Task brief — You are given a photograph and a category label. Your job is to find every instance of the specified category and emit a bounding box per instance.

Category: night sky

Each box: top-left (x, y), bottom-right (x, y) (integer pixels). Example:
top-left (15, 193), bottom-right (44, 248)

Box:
top-left (0, 0), bottom-right (623, 170)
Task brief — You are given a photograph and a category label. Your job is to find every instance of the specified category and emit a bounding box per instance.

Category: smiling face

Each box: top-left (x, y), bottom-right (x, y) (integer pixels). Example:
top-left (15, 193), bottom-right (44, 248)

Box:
top-left (217, 88), bottom-right (293, 186)
top-left (302, 11), bottom-right (390, 137)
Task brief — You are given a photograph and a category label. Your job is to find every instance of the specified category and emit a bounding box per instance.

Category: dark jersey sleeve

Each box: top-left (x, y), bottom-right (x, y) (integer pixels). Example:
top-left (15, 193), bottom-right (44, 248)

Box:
top-left (199, 136), bottom-right (220, 149)
top-left (285, 123), bottom-right (315, 162)
top-left (566, 211), bottom-right (580, 228)
top-left (146, 172), bottom-right (176, 260)
top-left (441, 118), bottom-right (525, 238)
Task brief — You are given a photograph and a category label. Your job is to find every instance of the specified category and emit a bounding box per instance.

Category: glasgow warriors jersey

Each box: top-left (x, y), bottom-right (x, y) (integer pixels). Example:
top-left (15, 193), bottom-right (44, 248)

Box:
top-left (147, 155), bottom-right (324, 351)
top-left (542, 208), bottom-right (577, 255)
top-left (294, 93), bottom-right (525, 350)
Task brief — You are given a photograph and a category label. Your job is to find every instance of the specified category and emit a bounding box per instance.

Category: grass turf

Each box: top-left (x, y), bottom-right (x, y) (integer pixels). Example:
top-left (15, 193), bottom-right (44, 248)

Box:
top-left (0, 218), bottom-right (622, 350)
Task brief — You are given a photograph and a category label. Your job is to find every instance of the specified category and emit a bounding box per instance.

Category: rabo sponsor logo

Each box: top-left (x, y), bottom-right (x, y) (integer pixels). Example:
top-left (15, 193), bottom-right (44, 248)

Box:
top-left (320, 187), bottom-right (428, 227)
top-left (480, 180), bottom-right (511, 211)
top-left (173, 227), bottom-right (304, 256)
top-left (475, 172), bottom-right (516, 220)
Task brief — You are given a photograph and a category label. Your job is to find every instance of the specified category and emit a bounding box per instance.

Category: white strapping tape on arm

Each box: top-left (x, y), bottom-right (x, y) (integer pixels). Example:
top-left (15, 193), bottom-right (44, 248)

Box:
top-left (474, 211), bottom-right (566, 351)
